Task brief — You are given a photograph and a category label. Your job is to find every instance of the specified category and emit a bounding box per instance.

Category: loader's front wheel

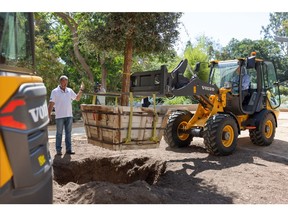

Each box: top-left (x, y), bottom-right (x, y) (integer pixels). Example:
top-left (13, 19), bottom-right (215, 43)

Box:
top-left (249, 112), bottom-right (276, 146)
top-left (203, 114), bottom-right (238, 156)
top-left (164, 110), bottom-right (193, 148)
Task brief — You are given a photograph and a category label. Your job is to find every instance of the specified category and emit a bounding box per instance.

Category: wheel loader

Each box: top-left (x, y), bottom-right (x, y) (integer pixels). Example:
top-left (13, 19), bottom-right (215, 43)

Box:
top-left (0, 13), bottom-right (52, 203)
top-left (130, 52), bottom-right (281, 155)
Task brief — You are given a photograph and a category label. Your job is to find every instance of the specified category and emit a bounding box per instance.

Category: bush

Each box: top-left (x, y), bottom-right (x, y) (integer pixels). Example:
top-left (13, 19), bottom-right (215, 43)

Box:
top-left (163, 96), bottom-right (193, 105)
top-left (280, 86), bottom-right (288, 95)
top-left (280, 94), bottom-right (288, 108)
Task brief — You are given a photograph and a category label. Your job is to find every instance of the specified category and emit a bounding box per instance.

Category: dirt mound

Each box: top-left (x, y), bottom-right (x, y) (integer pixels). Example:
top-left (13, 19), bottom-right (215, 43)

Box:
top-left (53, 180), bottom-right (171, 204)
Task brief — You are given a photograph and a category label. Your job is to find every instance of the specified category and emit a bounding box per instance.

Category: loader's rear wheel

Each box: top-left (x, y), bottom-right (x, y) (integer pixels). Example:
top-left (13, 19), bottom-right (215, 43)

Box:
top-left (203, 114), bottom-right (238, 156)
top-left (164, 110), bottom-right (193, 148)
top-left (249, 112), bottom-right (276, 146)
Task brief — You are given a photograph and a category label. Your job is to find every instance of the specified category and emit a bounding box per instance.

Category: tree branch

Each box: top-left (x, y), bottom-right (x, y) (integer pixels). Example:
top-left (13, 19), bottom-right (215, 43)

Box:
top-left (55, 12), bottom-right (94, 82)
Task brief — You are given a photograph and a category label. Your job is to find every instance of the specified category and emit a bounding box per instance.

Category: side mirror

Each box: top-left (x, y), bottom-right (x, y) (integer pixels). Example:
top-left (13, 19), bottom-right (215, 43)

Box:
top-left (194, 62), bottom-right (201, 73)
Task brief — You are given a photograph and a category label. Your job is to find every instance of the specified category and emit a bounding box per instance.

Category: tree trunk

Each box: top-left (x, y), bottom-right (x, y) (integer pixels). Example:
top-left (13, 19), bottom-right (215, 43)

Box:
top-left (120, 38), bottom-right (133, 106)
top-left (69, 51), bottom-right (85, 76)
top-left (55, 12), bottom-right (94, 83)
top-left (99, 55), bottom-right (108, 90)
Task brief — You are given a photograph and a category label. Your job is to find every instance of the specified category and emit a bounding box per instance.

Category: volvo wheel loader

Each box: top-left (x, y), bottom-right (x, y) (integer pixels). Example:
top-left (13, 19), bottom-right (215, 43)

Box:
top-left (0, 13), bottom-right (52, 203)
top-left (130, 53), bottom-right (281, 156)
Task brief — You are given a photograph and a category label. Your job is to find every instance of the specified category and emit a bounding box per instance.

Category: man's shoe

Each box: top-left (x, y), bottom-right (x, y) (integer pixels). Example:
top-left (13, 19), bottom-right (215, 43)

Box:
top-left (66, 151), bottom-right (75, 155)
top-left (56, 152), bottom-right (62, 156)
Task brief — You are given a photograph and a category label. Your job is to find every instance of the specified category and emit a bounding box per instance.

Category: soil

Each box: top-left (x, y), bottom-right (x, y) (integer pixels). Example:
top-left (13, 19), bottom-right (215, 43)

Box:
top-left (49, 113), bottom-right (288, 204)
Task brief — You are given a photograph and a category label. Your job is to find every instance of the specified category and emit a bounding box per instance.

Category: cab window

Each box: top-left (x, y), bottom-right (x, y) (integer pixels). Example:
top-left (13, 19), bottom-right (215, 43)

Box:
top-left (0, 13), bottom-right (33, 71)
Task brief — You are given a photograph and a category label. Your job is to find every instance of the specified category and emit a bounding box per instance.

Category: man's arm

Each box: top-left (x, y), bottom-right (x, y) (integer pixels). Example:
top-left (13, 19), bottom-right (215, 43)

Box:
top-left (75, 89), bottom-right (83, 101)
top-left (75, 82), bottom-right (85, 101)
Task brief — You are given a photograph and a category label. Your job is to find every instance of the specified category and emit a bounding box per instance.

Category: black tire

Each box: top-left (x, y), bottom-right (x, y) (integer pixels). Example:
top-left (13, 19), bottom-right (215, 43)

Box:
top-left (203, 114), bottom-right (238, 156)
top-left (164, 110), bottom-right (193, 148)
top-left (249, 112), bottom-right (276, 146)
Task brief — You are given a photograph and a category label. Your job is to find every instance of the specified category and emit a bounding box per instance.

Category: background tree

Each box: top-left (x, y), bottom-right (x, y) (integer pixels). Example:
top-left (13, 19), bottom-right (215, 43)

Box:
top-left (87, 12), bottom-right (183, 105)
top-left (261, 12), bottom-right (288, 82)
top-left (34, 13), bottom-right (64, 101)
top-left (183, 35), bottom-right (220, 82)
top-left (54, 12), bottom-right (94, 83)
top-left (218, 38), bottom-right (281, 60)
top-left (262, 12), bottom-right (288, 55)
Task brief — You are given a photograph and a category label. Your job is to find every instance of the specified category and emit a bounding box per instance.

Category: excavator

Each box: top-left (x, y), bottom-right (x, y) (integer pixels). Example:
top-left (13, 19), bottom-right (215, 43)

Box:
top-left (0, 13), bottom-right (52, 203)
top-left (130, 52), bottom-right (281, 155)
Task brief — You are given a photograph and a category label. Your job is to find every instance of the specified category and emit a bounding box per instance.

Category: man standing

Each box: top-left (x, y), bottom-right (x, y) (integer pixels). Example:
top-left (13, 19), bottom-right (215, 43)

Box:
top-left (48, 75), bottom-right (84, 155)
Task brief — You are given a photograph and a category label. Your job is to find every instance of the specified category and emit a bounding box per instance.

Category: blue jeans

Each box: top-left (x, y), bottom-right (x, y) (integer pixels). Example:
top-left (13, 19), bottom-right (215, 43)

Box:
top-left (55, 117), bottom-right (73, 153)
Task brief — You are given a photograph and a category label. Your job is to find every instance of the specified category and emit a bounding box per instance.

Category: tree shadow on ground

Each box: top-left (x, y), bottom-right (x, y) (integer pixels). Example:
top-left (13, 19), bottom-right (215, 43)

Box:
top-left (158, 136), bottom-right (288, 203)
top-left (237, 137), bottom-right (288, 165)
top-left (165, 136), bottom-right (288, 168)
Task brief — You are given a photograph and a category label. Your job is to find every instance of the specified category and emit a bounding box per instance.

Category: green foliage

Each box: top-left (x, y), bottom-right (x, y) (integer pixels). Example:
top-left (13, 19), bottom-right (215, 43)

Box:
top-left (280, 86), bottom-right (288, 95)
top-left (194, 35), bottom-right (222, 61)
top-left (219, 38), bottom-right (281, 60)
top-left (261, 12), bottom-right (288, 82)
top-left (262, 13), bottom-right (288, 42)
top-left (34, 13), bottom-right (65, 101)
top-left (280, 95), bottom-right (288, 108)
top-left (183, 39), bottom-right (210, 82)
top-left (34, 12), bottom-right (184, 102)
top-left (86, 13), bottom-right (183, 55)
top-left (132, 54), bottom-right (180, 74)
top-left (163, 96), bottom-right (192, 105)
top-left (217, 38), bottom-right (288, 80)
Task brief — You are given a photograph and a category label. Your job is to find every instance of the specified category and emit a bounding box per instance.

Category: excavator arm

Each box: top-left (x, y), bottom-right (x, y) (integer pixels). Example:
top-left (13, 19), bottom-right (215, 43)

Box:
top-left (130, 59), bottom-right (218, 108)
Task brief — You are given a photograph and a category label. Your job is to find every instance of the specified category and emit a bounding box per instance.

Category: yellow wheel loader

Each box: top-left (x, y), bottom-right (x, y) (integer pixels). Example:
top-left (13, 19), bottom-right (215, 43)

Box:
top-left (0, 13), bottom-right (52, 203)
top-left (130, 53), bottom-right (281, 156)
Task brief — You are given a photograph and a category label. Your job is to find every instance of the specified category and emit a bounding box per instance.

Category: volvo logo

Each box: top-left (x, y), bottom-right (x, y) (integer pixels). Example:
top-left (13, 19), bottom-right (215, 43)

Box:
top-left (202, 86), bottom-right (215, 91)
top-left (28, 104), bottom-right (48, 123)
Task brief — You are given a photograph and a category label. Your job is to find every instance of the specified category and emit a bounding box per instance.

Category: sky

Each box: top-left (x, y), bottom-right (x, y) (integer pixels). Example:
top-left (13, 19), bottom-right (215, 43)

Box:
top-left (176, 12), bottom-right (271, 54)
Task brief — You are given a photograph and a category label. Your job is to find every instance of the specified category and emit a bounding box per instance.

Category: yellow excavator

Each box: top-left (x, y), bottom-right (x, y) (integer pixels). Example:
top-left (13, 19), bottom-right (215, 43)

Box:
top-left (130, 52), bottom-right (281, 155)
top-left (0, 13), bottom-right (52, 203)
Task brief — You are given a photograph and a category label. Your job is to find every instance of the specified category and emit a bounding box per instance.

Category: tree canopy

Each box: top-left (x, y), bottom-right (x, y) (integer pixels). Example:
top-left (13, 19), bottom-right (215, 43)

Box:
top-left (33, 12), bottom-right (288, 110)
top-left (86, 12), bottom-right (183, 105)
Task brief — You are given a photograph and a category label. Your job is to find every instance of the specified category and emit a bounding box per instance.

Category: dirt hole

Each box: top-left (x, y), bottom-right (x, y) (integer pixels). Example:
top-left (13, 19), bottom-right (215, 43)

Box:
top-left (53, 156), bottom-right (166, 185)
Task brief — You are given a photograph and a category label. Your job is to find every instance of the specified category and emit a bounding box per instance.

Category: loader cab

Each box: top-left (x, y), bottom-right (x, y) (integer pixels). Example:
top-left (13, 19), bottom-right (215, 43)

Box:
top-left (209, 56), bottom-right (280, 115)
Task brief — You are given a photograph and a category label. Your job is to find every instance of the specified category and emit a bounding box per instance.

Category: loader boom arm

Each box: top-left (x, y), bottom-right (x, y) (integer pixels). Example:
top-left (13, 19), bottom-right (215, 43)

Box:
top-left (130, 60), bottom-right (218, 108)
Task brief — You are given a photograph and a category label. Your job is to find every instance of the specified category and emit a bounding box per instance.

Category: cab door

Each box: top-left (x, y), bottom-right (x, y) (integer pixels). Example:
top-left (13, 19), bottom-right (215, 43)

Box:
top-left (263, 61), bottom-right (281, 109)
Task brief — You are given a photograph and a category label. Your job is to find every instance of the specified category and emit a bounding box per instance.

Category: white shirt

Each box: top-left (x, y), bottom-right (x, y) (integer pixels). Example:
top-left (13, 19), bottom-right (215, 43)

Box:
top-left (49, 86), bottom-right (77, 119)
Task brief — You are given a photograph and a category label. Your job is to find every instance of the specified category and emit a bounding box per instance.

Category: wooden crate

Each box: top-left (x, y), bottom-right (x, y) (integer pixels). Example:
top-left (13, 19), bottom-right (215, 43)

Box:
top-left (81, 104), bottom-right (168, 150)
